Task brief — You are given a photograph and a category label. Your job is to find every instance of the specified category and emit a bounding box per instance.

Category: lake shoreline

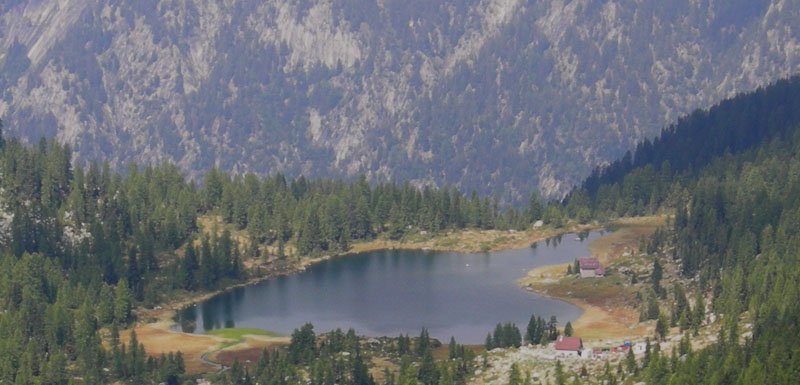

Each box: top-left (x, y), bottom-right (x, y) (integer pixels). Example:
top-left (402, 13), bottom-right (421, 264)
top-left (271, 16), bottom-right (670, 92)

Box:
top-left (147, 221), bottom-right (602, 325)
top-left (517, 216), bottom-right (667, 341)
top-left (129, 218), bottom-right (652, 373)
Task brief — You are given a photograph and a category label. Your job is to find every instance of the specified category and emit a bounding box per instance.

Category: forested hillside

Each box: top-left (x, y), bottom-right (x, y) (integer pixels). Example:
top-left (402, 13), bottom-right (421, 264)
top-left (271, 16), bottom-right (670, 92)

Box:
top-left (2, 0), bottom-right (800, 201)
top-left (562, 75), bottom-right (800, 384)
top-left (0, 120), bottom-right (554, 383)
top-left (4, 65), bottom-right (800, 383)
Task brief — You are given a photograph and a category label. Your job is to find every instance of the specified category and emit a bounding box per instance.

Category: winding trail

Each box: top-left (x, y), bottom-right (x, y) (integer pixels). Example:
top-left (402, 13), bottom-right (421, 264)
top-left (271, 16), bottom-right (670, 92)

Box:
top-left (200, 351), bottom-right (227, 372)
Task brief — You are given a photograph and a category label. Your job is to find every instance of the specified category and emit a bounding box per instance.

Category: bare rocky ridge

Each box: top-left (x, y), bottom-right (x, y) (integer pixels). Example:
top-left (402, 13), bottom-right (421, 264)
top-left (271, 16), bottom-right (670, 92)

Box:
top-left (1, 0), bottom-right (799, 202)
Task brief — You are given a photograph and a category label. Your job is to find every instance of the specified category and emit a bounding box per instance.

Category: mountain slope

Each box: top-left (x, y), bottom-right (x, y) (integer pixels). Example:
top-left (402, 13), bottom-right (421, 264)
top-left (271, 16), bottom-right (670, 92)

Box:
top-left (1, 0), bottom-right (799, 201)
top-left (563, 76), bottom-right (800, 385)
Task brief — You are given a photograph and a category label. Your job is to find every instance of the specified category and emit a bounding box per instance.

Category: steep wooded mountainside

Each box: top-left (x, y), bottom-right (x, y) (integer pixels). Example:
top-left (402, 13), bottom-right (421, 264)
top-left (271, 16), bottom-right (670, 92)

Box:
top-left (1, 0), bottom-right (799, 201)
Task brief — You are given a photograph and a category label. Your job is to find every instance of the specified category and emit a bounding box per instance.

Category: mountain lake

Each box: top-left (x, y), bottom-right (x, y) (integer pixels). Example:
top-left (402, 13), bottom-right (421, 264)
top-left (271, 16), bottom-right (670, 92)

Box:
top-left (173, 231), bottom-right (603, 344)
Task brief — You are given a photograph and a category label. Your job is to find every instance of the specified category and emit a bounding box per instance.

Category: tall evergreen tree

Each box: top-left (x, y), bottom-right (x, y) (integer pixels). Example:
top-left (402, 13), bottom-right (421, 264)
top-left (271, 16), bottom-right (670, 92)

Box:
top-left (181, 243), bottom-right (198, 290)
top-left (114, 281), bottom-right (133, 325)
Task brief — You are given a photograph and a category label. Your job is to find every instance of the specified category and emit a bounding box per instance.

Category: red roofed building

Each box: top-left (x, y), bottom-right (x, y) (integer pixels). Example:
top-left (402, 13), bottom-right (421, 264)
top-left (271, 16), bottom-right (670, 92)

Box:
top-left (578, 257), bottom-right (605, 278)
top-left (554, 336), bottom-right (583, 357)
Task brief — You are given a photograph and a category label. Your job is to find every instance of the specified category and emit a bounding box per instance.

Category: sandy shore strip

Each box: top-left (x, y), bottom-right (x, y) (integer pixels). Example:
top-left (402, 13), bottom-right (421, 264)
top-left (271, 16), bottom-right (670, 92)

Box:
top-left (518, 216), bottom-right (667, 341)
top-left (123, 218), bottom-right (658, 374)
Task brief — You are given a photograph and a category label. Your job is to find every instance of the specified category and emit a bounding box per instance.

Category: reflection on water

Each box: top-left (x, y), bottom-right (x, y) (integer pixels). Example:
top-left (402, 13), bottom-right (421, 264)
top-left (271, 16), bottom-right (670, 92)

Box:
top-left (174, 232), bottom-right (603, 344)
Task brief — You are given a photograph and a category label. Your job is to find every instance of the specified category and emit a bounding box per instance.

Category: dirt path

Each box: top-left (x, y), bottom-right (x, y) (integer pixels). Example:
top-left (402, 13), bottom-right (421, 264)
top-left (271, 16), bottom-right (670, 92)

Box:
top-left (119, 319), bottom-right (223, 374)
top-left (121, 312), bottom-right (291, 375)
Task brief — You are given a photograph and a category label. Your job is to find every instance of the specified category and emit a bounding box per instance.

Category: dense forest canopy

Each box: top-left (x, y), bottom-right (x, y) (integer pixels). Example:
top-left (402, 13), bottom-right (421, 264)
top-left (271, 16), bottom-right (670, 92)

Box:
top-left (4, 71), bottom-right (800, 383)
top-left (560, 75), bottom-right (800, 384)
top-left (3, 1), bottom-right (799, 202)
top-left (574, 75), bottom-right (800, 216)
top-left (0, 119), bottom-right (553, 383)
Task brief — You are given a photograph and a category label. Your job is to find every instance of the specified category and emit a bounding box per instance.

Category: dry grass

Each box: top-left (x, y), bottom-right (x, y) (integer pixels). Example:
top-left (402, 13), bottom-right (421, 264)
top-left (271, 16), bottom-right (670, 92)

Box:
top-left (370, 357), bottom-right (399, 382)
top-left (120, 320), bottom-right (222, 374)
top-left (349, 222), bottom-right (599, 255)
top-left (121, 313), bottom-right (290, 375)
top-left (519, 216), bottom-right (667, 341)
top-left (589, 216), bottom-right (666, 264)
top-left (125, 215), bottom-right (668, 374)
top-left (211, 334), bottom-right (290, 369)
top-left (215, 348), bottom-right (265, 369)
top-left (121, 280), bottom-right (292, 375)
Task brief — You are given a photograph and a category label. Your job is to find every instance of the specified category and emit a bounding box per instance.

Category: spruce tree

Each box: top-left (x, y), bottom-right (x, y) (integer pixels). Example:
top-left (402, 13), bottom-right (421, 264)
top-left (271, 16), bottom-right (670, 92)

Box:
top-left (485, 333), bottom-right (494, 351)
top-left (508, 363), bottom-right (522, 385)
top-left (181, 243), bottom-right (198, 290)
top-left (416, 328), bottom-right (431, 357)
top-left (564, 321), bottom-right (573, 337)
top-left (525, 314), bottom-right (537, 344)
top-left (555, 360), bottom-right (566, 385)
top-left (625, 345), bottom-right (636, 373)
top-left (655, 313), bottom-right (668, 340)
top-left (652, 258), bottom-right (664, 297)
top-left (97, 284), bottom-right (115, 325)
top-left (417, 350), bottom-right (439, 385)
top-left (114, 281), bottom-right (133, 325)
top-left (692, 292), bottom-right (705, 333)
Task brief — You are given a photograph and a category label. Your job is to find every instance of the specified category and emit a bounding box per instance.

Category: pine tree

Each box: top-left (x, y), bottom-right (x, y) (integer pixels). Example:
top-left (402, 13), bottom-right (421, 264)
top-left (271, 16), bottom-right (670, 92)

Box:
top-left (97, 284), bottom-right (115, 325)
top-left (548, 316), bottom-right (559, 340)
top-left (679, 307), bottom-right (690, 331)
top-left (398, 334), bottom-right (410, 356)
top-left (492, 323), bottom-right (503, 347)
top-left (625, 346), bottom-right (636, 373)
top-left (655, 313), bottom-right (668, 340)
top-left (128, 330), bottom-right (145, 379)
top-left (110, 323), bottom-right (125, 379)
top-left (288, 323), bottom-right (316, 364)
top-left (646, 291), bottom-right (660, 320)
top-left (181, 243), bottom-right (198, 290)
top-left (525, 314), bottom-right (537, 344)
top-left (692, 292), bottom-right (705, 333)
top-left (485, 333), bottom-right (494, 351)
top-left (417, 350), bottom-right (439, 385)
top-left (199, 237), bottom-right (216, 289)
top-left (508, 363), bottom-right (522, 385)
top-left (74, 300), bottom-right (100, 376)
top-left (229, 358), bottom-right (244, 385)
top-left (678, 332), bottom-right (691, 356)
top-left (114, 281), bottom-right (133, 325)
top-left (416, 328), bottom-right (431, 357)
top-left (46, 350), bottom-right (67, 385)
top-left (555, 360), bottom-right (566, 385)
top-left (277, 237), bottom-right (286, 260)
top-left (652, 258), bottom-right (664, 297)
top-left (351, 350), bottom-right (375, 385)
top-left (126, 245), bottom-right (142, 300)
top-left (388, 204), bottom-right (406, 240)
top-left (564, 322), bottom-right (573, 337)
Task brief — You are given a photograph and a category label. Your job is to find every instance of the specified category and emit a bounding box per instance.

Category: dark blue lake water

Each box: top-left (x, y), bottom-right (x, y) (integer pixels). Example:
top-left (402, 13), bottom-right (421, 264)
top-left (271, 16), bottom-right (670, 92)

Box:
top-left (174, 231), bottom-right (602, 344)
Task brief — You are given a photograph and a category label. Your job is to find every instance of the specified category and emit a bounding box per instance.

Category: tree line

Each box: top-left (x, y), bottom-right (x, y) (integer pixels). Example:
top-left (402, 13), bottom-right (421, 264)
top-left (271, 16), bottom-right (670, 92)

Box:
top-left (0, 123), bottom-right (561, 383)
top-left (554, 75), bottom-right (800, 384)
top-left (211, 324), bottom-right (478, 385)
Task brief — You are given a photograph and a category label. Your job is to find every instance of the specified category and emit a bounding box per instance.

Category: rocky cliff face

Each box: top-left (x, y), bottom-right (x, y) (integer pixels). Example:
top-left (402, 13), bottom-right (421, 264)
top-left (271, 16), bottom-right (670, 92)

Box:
top-left (1, 0), bottom-right (799, 201)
